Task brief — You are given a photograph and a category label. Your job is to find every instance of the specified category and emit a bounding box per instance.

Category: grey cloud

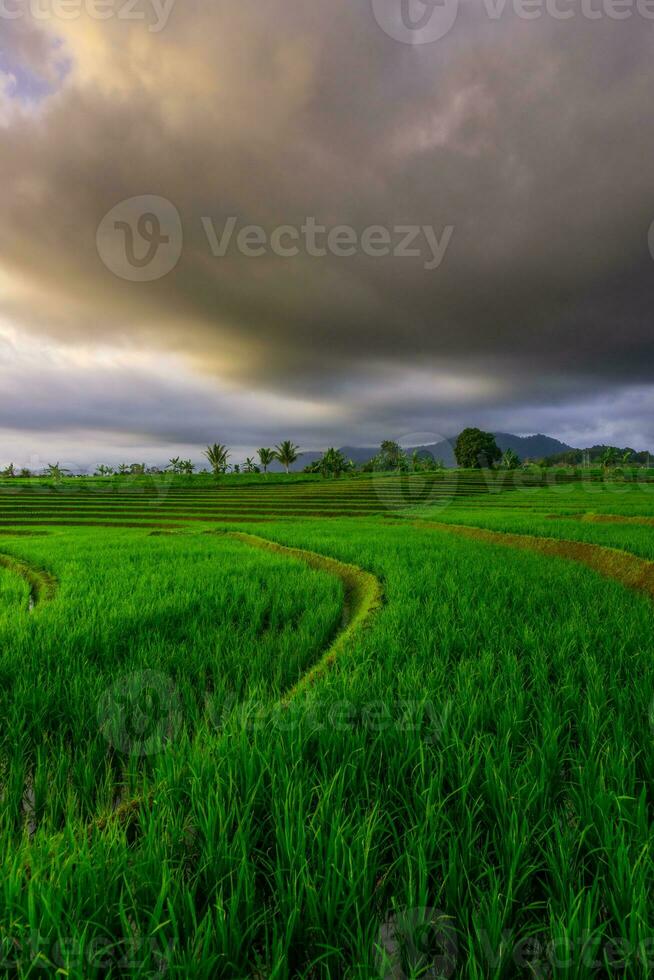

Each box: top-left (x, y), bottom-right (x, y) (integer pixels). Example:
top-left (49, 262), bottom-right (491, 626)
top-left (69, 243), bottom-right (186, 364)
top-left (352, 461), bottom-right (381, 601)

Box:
top-left (0, 1), bottom-right (653, 450)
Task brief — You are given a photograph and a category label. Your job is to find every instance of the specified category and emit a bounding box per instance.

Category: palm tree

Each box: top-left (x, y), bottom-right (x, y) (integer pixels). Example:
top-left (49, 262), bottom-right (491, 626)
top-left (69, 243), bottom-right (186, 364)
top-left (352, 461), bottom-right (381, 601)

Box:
top-left (600, 447), bottom-right (618, 470)
top-left (46, 462), bottom-right (68, 484)
top-left (117, 463), bottom-right (131, 476)
top-left (1, 463), bottom-right (16, 478)
top-left (180, 459), bottom-right (195, 475)
top-left (95, 464), bottom-right (114, 477)
top-left (257, 448), bottom-right (275, 475)
top-left (501, 448), bottom-right (520, 470)
top-left (166, 457), bottom-right (181, 474)
top-left (243, 457), bottom-right (260, 474)
top-left (274, 440), bottom-right (300, 474)
top-left (622, 449), bottom-right (634, 465)
top-left (203, 444), bottom-right (230, 476)
top-left (318, 447), bottom-right (350, 479)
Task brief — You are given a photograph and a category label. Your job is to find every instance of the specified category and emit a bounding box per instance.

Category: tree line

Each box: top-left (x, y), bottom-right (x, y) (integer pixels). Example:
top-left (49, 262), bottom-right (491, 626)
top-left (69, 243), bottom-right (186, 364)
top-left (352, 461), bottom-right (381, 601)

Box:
top-left (4, 429), bottom-right (646, 481)
top-left (0, 431), bottom-right (518, 481)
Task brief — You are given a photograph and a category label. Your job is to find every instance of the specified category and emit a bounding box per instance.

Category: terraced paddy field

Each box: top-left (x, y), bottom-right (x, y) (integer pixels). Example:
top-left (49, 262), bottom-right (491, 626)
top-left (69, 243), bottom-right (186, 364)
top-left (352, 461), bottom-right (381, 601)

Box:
top-left (3, 473), bottom-right (654, 977)
top-left (0, 472), bottom-right (536, 526)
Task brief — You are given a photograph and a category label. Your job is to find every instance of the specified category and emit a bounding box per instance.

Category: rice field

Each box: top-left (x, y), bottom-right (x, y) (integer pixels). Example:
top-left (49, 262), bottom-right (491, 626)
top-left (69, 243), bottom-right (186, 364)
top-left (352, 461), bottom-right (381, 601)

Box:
top-left (2, 472), bottom-right (654, 977)
top-left (0, 470), bottom-right (571, 525)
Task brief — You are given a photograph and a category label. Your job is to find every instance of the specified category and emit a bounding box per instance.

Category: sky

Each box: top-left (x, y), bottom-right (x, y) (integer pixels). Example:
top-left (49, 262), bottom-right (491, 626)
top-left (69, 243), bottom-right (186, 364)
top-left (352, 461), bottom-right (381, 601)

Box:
top-left (1, 0), bottom-right (654, 469)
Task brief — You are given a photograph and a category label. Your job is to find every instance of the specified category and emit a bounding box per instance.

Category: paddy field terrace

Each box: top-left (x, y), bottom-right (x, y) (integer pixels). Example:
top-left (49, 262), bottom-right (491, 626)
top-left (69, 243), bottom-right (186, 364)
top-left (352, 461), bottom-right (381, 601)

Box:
top-left (2, 468), bottom-right (654, 976)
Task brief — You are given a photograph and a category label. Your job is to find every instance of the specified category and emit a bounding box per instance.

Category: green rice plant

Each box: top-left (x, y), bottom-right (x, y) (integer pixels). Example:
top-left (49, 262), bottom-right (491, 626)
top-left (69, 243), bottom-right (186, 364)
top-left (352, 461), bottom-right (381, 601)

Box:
top-left (1, 479), bottom-right (654, 976)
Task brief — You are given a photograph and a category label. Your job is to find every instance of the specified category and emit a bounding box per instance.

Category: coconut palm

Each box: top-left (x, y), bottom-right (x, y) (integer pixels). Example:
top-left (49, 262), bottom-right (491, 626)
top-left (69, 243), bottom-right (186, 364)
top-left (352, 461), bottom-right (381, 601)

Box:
top-left (257, 448), bottom-right (275, 475)
top-left (179, 459), bottom-right (195, 475)
top-left (600, 447), bottom-right (618, 470)
top-left (501, 448), bottom-right (520, 470)
top-left (203, 444), bottom-right (230, 476)
top-left (46, 462), bottom-right (68, 483)
top-left (318, 447), bottom-right (351, 479)
top-left (274, 440), bottom-right (300, 474)
top-left (95, 464), bottom-right (114, 477)
top-left (117, 463), bottom-right (131, 476)
top-left (243, 457), bottom-right (260, 474)
top-left (1, 463), bottom-right (16, 478)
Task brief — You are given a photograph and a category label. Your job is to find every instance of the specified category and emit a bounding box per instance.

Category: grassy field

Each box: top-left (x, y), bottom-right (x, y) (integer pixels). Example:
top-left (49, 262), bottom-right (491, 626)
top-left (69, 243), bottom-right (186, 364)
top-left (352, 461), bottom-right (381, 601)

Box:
top-left (2, 473), bottom-right (654, 976)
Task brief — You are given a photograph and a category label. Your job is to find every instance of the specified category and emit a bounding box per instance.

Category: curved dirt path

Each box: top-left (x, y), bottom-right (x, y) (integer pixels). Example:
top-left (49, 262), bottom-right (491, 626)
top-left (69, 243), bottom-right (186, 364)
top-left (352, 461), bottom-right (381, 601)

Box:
top-left (92, 531), bottom-right (383, 836)
top-left (546, 513), bottom-right (654, 528)
top-left (0, 552), bottom-right (57, 610)
top-left (414, 520), bottom-right (654, 601)
top-left (229, 531), bottom-right (383, 701)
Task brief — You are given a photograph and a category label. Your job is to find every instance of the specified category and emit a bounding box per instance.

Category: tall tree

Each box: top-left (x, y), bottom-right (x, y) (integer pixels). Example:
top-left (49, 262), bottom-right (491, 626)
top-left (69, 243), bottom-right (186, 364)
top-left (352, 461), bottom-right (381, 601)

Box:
top-left (203, 444), bottom-right (230, 476)
top-left (501, 448), bottom-right (521, 470)
top-left (46, 462), bottom-right (68, 483)
top-left (319, 447), bottom-right (351, 478)
top-left (257, 448), bottom-right (275, 475)
top-left (454, 429), bottom-right (501, 469)
top-left (274, 441), bottom-right (300, 474)
top-left (379, 440), bottom-right (403, 470)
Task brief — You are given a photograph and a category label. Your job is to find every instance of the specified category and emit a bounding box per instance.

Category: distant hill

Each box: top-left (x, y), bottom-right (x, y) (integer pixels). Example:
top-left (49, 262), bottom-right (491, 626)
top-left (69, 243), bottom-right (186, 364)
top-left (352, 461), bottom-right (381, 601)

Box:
top-left (390, 433), bottom-right (573, 468)
top-left (493, 433), bottom-right (573, 459)
top-left (270, 432), bottom-right (575, 471)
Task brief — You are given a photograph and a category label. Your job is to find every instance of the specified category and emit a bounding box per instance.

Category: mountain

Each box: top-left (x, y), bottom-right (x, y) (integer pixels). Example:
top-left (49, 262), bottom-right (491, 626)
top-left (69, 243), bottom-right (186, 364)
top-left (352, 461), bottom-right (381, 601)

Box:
top-left (400, 433), bottom-right (573, 467)
top-left (492, 433), bottom-right (573, 459)
top-left (270, 433), bottom-right (574, 470)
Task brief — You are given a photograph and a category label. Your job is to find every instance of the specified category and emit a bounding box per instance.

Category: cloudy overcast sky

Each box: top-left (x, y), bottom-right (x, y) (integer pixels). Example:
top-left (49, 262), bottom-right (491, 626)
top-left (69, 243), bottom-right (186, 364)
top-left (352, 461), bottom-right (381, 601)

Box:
top-left (1, 0), bottom-right (653, 468)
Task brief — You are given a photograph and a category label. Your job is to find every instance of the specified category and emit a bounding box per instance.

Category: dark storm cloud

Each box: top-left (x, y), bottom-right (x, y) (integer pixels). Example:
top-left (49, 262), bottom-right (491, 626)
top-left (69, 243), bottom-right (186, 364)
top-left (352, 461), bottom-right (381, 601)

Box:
top-left (0, 0), bottom-right (653, 450)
